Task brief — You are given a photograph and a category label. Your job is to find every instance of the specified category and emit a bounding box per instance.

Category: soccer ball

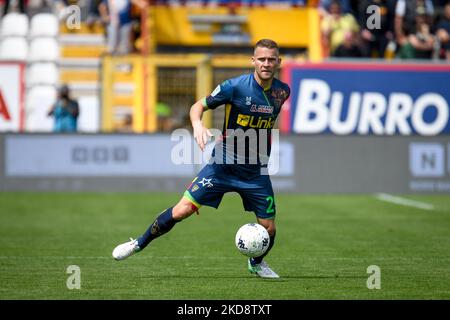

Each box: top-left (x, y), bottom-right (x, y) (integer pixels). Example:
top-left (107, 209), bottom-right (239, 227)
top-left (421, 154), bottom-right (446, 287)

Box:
top-left (235, 223), bottom-right (270, 258)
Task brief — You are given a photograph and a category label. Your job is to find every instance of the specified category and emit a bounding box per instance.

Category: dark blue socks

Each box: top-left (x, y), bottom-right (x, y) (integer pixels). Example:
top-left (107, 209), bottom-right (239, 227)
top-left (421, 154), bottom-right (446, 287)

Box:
top-left (137, 207), bottom-right (179, 249)
top-left (251, 231), bottom-right (276, 265)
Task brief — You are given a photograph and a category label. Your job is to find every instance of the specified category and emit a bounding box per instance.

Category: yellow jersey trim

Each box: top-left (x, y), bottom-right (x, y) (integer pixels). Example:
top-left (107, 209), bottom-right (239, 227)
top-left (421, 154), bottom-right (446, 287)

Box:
top-left (183, 190), bottom-right (202, 209)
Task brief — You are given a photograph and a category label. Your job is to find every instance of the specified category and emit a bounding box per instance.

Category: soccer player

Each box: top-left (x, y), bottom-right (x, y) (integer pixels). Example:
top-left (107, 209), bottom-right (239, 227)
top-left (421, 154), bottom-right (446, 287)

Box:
top-left (112, 39), bottom-right (290, 278)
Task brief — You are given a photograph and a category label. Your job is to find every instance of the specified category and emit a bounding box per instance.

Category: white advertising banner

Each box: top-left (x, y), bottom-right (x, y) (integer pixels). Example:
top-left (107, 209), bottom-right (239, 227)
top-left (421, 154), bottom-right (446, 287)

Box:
top-left (5, 135), bottom-right (195, 177)
top-left (5, 134), bottom-right (295, 179)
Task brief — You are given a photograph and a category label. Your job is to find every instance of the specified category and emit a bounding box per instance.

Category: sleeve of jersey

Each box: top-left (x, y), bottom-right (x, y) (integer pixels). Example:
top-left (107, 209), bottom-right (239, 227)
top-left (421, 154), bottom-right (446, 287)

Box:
top-left (281, 85), bottom-right (291, 106)
top-left (204, 80), bottom-right (234, 110)
top-left (285, 86), bottom-right (291, 102)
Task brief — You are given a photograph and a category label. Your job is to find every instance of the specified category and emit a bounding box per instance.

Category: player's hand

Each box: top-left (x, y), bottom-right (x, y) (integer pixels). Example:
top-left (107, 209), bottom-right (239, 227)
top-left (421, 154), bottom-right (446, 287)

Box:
top-left (193, 122), bottom-right (212, 152)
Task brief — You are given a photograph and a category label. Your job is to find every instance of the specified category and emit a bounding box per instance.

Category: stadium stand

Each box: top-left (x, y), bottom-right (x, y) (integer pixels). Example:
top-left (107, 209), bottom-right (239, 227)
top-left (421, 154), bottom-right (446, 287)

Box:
top-left (0, 12), bottom-right (29, 37)
top-left (0, 8), bottom-right (60, 131)
top-left (57, 5), bottom-right (106, 130)
top-left (25, 85), bottom-right (57, 132)
top-left (58, 23), bottom-right (105, 97)
top-left (28, 37), bottom-right (60, 62)
top-left (0, 12), bottom-right (29, 61)
top-left (0, 1), bottom-right (104, 132)
top-left (29, 12), bottom-right (59, 37)
top-left (59, 24), bottom-right (107, 133)
top-left (27, 62), bottom-right (59, 87)
top-left (0, 36), bottom-right (28, 60)
top-left (1, 0), bottom-right (449, 133)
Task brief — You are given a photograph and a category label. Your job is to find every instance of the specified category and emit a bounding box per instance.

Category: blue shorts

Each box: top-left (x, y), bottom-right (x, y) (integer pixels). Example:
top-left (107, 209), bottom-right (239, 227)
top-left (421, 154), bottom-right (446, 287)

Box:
top-left (183, 163), bottom-right (276, 219)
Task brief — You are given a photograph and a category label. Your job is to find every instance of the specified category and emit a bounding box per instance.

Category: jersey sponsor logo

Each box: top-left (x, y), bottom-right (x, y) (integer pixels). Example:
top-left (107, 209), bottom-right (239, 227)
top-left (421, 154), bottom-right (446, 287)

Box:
top-left (237, 113), bottom-right (275, 129)
top-left (237, 114), bottom-right (250, 126)
top-left (250, 104), bottom-right (274, 114)
top-left (246, 96), bottom-right (252, 105)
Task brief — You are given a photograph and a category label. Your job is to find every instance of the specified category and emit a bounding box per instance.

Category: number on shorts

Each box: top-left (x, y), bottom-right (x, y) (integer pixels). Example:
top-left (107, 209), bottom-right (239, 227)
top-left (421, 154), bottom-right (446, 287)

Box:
top-left (266, 196), bottom-right (274, 214)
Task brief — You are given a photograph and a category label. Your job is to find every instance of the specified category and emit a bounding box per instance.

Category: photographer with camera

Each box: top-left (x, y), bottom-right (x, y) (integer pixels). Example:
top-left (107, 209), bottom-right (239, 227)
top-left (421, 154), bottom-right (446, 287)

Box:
top-left (48, 84), bottom-right (79, 133)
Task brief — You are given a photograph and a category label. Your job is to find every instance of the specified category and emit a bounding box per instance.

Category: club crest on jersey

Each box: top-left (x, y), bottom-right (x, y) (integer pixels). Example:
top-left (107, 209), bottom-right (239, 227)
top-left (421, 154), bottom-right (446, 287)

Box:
top-left (271, 88), bottom-right (288, 108)
top-left (245, 97), bottom-right (252, 105)
top-left (186, 176), bottom-right (198, 190)
top-left (250, 104), bottom-right (274, 114)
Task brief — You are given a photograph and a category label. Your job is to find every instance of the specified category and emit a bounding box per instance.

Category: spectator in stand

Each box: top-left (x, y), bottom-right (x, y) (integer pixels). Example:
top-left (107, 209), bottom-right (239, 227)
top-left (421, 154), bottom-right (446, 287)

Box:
top-left (321, 0), bottom-right (360, 55)
top-left (436, 2), bottom-right (450, 60)
top-left (432, 0), bottom-right (448, 10)
top-left (86, 0), bottom-right (104, 30)
top-left (332, 29), bottom-right (364, 57)
top-left (99, 0), bottom-right (147, 55)
top-left (130, 0), bottom-right (142, 53)
top-left (395, 0), bottom-right (434, 47)
top-left (358, 0), bottom-right (395, 58)
top-left (2, 0), bottom-right (27, 16)
top-left (318, 0), bottom-right (352, 16)
top-left (397, 5), bottom-right (436, 59)
top-left (48, 85), bottom-right (80, 133)
top-left (262, 0), bottom-right (306, 7)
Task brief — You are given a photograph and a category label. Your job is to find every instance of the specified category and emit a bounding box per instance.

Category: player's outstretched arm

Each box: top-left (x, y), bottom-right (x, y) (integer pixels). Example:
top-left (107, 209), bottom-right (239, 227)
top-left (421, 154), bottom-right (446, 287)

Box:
top-left (190, 99), bottom-right (212, 152)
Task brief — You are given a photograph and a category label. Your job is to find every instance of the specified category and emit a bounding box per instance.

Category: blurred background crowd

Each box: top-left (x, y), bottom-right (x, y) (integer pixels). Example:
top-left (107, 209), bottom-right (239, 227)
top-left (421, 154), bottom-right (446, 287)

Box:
top-left (2, 0), bottom-right (450, 60)
top-left (0, 0), bottom-right (449, 134)
top-left (320, 0), bottom-right (450, 60)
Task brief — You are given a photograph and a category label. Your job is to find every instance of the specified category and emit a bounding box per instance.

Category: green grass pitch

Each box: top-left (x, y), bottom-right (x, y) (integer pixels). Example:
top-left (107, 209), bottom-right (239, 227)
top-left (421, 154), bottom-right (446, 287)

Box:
top-left (0, 192), bottom-right (449, 299)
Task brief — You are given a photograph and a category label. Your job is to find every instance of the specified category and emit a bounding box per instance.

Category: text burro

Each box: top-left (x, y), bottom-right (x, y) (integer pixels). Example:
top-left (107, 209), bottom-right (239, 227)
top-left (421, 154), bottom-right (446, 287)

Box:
top-left (293, 79), bottom-right (449, 136)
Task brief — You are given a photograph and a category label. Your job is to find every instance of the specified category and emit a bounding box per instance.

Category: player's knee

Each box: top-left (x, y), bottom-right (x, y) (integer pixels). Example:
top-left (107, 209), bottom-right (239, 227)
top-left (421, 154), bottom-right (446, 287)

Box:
top-left (172, 200), bottom-right (196, 220)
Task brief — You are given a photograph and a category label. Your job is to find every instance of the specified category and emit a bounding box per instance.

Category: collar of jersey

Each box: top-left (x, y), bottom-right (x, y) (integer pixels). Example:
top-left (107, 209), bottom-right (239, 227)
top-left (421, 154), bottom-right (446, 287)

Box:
top-left (252, 73), bottom-right (272, 92)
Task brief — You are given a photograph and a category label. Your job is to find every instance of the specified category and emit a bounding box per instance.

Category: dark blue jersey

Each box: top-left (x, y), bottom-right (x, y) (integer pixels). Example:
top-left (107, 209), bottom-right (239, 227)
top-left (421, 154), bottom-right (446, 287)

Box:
top-left (205, 73), bottom-right (290, 178)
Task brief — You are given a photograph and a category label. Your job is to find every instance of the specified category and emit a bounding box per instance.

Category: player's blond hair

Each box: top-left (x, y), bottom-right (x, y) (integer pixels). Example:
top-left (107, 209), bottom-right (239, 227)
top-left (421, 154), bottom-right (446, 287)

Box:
top-left (254, 39), bottom-right (279, 55)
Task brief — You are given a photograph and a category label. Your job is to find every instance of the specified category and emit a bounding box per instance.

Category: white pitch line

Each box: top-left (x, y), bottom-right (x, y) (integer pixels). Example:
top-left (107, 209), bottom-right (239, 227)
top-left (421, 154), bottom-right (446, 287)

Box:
top-left (375, 193), bottom-right (434, 211)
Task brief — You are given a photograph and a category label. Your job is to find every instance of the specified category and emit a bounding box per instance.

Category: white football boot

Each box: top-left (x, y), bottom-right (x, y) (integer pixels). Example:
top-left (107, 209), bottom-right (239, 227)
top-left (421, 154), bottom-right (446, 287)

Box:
top-left (112, 238), bottom-right (141, 261)
top-left (248, 259), bottom-right (280, 278)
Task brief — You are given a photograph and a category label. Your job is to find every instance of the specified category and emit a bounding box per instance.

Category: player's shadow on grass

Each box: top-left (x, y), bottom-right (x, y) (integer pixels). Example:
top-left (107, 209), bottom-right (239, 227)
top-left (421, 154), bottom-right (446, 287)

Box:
top-left (138, 275), bottom-right (263, 280)
top-left (281, 275), bottom-right (368, 279)
top-left (136, 275), bottom-right (367, 281)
